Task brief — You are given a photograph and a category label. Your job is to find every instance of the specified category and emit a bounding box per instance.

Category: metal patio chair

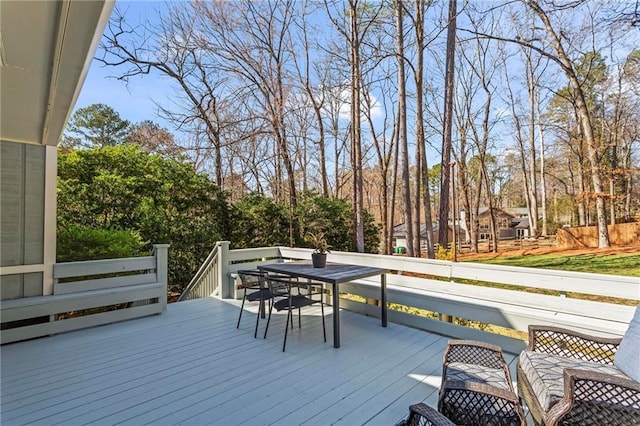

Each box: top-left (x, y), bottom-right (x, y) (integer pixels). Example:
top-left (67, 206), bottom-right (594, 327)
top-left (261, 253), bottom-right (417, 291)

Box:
top-left (236, 269), bottom-right (273, 338)
top-left (263, 275), bottom-right (326, 352)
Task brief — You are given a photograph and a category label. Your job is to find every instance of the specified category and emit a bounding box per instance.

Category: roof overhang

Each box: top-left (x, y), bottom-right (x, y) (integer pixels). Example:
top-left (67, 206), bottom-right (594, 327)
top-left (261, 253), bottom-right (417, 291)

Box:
top-left (0, 0), bottom-right (114, 146)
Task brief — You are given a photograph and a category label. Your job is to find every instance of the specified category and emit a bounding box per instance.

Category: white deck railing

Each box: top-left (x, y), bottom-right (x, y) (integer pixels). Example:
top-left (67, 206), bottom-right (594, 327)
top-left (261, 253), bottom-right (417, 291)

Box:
top-left (181, 242), bottom-right (639, 353)
top-left (177, 242), bottom-right (223, 301)
top-left (0, 244), bottom-right (169, 344)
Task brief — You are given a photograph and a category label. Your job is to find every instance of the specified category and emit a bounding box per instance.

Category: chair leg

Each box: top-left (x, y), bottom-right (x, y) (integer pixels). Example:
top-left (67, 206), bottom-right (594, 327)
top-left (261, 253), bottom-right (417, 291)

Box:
top-left (254, 294), bottom-right (262, 339)
top-left (320, 298), bottom-right (326, 342)
top-left (264, 300), bottom-right (274, 339)
top-left (236, 289), bottom-right (247, 329)
top-left (283, 309), bottom-right (292, 352)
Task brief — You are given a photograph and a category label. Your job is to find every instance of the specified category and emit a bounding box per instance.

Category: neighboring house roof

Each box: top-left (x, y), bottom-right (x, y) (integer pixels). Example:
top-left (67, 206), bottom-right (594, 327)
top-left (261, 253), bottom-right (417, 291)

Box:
top-left (504, 207), bottom-right (530, 217)
top-left (461, 207), bottom-right (545, 220)
top-left (477, 208), bottom-right (514, 219)
top-left (511, 217), bottom-right (530, 229)
top-left (392, 223), bottom-right (431, 238)
top-left (503, 207), bottom-right (547, 218)
top-left (392, 223), bottom-right (462, 238)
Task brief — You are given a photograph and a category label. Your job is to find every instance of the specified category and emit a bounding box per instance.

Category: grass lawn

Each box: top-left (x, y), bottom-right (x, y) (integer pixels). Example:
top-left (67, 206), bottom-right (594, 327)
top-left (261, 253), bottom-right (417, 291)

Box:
top-left (463, 252), bottom-right (640, 277)
top-left (384, 249), bottom-right (639, 342)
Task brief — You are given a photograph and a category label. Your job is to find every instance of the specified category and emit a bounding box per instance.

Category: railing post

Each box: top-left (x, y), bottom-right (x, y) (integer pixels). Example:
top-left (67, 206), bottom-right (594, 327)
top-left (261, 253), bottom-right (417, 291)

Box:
top-left (153, 244), bottom-right (170, 310)
top-left (440, 260), bottom-right (455, 323)
top-left (218, 241), bottom-right (232, 299)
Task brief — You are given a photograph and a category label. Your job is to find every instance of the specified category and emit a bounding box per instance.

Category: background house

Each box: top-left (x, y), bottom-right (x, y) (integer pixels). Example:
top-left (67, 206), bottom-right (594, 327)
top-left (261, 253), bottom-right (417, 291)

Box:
top-left (459, 207), bottom-right (525, 241)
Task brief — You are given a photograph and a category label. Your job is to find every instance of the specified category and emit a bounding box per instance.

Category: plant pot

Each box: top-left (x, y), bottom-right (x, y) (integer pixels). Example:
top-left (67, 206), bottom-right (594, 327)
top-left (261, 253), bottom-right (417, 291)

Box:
top-left (311, 252), bottom-right (327, 268)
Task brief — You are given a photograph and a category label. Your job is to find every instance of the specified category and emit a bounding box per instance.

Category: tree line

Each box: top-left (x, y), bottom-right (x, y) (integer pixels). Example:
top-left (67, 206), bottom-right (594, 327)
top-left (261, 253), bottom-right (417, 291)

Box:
top-left (79, 0), bottom-right (638, 256)
top-left (57, 122), bottom-right (380, 291)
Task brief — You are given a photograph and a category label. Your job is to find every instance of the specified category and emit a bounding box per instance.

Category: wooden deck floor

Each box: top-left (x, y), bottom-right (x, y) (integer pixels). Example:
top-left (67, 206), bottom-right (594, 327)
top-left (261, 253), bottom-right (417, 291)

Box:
top-left (1, 297), bottom-right (516, 425)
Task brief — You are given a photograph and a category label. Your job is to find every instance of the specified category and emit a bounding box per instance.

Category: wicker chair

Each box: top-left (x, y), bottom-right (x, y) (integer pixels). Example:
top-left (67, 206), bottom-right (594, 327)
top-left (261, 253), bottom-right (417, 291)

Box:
top-left (396, 403), bottom-right (455, 426)
top-left (517, 325), bottom-right (640, 426)
top-left (438, 340), bottom-right (525, 426)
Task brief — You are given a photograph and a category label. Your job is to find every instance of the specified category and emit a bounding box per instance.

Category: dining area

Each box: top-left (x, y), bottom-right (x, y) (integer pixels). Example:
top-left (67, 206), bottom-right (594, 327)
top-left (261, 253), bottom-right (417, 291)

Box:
top-left (235, 260), bottom-right (389, 351)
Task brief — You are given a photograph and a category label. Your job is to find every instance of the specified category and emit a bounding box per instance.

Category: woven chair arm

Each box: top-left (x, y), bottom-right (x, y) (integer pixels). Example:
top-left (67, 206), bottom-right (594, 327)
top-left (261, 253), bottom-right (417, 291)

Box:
top-left (396, 403), bottom-right (455, 426)
top-left (443, 340), bottom-right (507, 370)
top-left (545, 368), bottom-right (640, 426)
top-left (444, 379), bottom-right (520, 404)
top-left (528, 325), bottom-right (621, 364)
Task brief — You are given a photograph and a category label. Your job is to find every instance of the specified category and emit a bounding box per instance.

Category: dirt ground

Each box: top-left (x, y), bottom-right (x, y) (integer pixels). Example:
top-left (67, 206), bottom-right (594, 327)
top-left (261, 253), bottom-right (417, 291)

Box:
top-left (458, 244), bottom-right (640, 260)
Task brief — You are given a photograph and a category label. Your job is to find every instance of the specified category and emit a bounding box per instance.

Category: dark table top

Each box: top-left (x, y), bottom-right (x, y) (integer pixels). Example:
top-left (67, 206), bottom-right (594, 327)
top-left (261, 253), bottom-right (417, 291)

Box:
top-left (259, 261), bottom-right (388, 285)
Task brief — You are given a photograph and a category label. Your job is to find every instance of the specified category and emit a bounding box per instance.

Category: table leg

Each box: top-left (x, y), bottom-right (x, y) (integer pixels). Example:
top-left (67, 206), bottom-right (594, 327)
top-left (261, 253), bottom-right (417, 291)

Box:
top-left (259, 278), bottom-right (266, 318)
top-left (332, 283), bottom-right (340, 348)
top-left (381, 274), bottom-right (387, 327)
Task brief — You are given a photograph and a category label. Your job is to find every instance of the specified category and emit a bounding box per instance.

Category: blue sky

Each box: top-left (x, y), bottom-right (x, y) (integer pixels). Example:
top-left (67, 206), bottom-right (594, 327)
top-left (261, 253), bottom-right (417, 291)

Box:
top-left (74, 1), bottom-right (169, 126)
top-left (75, 59), bottom-right (166, 124)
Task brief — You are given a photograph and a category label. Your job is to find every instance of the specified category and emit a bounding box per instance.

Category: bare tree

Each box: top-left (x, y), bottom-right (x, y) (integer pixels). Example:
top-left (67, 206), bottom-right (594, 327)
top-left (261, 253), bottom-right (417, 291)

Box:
top-left (503, 48), bottom-right (539, 238)
top-left (292, 1), bottom-right (330, 196)
top-left (127, 120), bottom-right (183, 158)
top-left (98, 5), bottom-right (242, 187)
top-left (458, 5), bottom-right (504, 252)
top-left (362, 62), bottom-right (396, 254)
top-left (438, 0), bottom-right (457, 250)
top-left (500, 0), bottom-right (611, 246)
top-left (409, 0), bottom-right (436, 259)
top-left (325, 0), bottom-right (383, 252)
top-left (395, 0), bottom-right (414, 257)
top-left (536, 90), bottom-right (550, 237)
top-left (193, 0), bottom-right (299, 245)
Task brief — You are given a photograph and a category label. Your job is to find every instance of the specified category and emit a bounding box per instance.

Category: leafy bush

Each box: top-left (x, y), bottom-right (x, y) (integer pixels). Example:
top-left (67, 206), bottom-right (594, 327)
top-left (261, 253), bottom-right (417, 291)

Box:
top-left (57, 147), bottom-right (383, 294)
top-left (57, 225), bottom-right (144, 262)
top-left (295, 191), bottom-right (380, 253)
top-left (233, 191), bottom-right (381, 254)
top-left (232, 193), bottom-right (290, 248)
top-left (58, 145), bottom-right (233, 292)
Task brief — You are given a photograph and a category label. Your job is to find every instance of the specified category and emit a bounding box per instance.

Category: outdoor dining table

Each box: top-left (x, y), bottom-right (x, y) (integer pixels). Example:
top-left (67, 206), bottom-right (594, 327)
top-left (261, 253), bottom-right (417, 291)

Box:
top-left (258, 261), bottom-right (389, 348)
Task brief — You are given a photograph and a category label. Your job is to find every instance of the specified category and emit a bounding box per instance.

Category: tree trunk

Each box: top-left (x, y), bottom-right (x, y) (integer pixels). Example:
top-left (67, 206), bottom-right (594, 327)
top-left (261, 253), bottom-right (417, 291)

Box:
top-left (526, 0), bottom-right (610, 247)
top-left (525, 55), bottom-right (539, 236)
top-left (349, 0), bottom-right (365, 252)
top-left (439, 0), bottom-right (456, 249)
top-left (481, 165), bottom-right (498, 253)
top-left (536, 100), bottom-right (548, 236)
top-left (396, 0), bottom-right (414, 257)
top-left (577, 161), bottom-right (587, 226)
top-left (413, 0), bottom-right (434, 259)
top-left (390, 120), bottom-right (400, 254)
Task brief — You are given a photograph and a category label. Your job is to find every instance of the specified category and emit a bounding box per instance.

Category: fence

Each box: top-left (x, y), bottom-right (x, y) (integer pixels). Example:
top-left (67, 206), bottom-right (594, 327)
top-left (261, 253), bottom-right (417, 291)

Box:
top-left (0, 244), bottom-right (169, 344)
top-left (557, 222), bottom-right (640, 248)
top-left (181, 242), bottom-right (638, 353)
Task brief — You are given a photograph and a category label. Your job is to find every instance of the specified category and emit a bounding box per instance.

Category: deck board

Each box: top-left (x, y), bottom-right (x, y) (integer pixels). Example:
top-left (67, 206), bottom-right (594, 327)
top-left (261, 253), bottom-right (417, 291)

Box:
top-left (1, 297), bottom-right (518, 425)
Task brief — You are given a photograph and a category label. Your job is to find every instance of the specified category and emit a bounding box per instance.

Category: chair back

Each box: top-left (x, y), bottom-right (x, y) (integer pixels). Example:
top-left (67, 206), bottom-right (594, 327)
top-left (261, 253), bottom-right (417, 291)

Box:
top-left (237, 269), bottom-right (264, 289)
top-left (263, 275), bottom-right (294, 298)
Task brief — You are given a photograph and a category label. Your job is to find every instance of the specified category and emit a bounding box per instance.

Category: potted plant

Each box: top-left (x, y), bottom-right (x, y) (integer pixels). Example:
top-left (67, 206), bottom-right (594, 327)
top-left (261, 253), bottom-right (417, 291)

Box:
top-left (307, 232), bottom-right (330, 268)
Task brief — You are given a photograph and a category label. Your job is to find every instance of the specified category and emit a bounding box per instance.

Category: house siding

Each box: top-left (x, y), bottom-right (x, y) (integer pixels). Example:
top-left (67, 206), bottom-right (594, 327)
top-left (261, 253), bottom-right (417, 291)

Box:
top-left (0, 141), bottom-right (55, 300)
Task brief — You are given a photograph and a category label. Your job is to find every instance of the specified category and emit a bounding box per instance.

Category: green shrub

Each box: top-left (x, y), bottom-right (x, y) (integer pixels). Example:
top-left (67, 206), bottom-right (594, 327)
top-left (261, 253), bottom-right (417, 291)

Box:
top-left (57, 225), bottom-right (145, 262)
